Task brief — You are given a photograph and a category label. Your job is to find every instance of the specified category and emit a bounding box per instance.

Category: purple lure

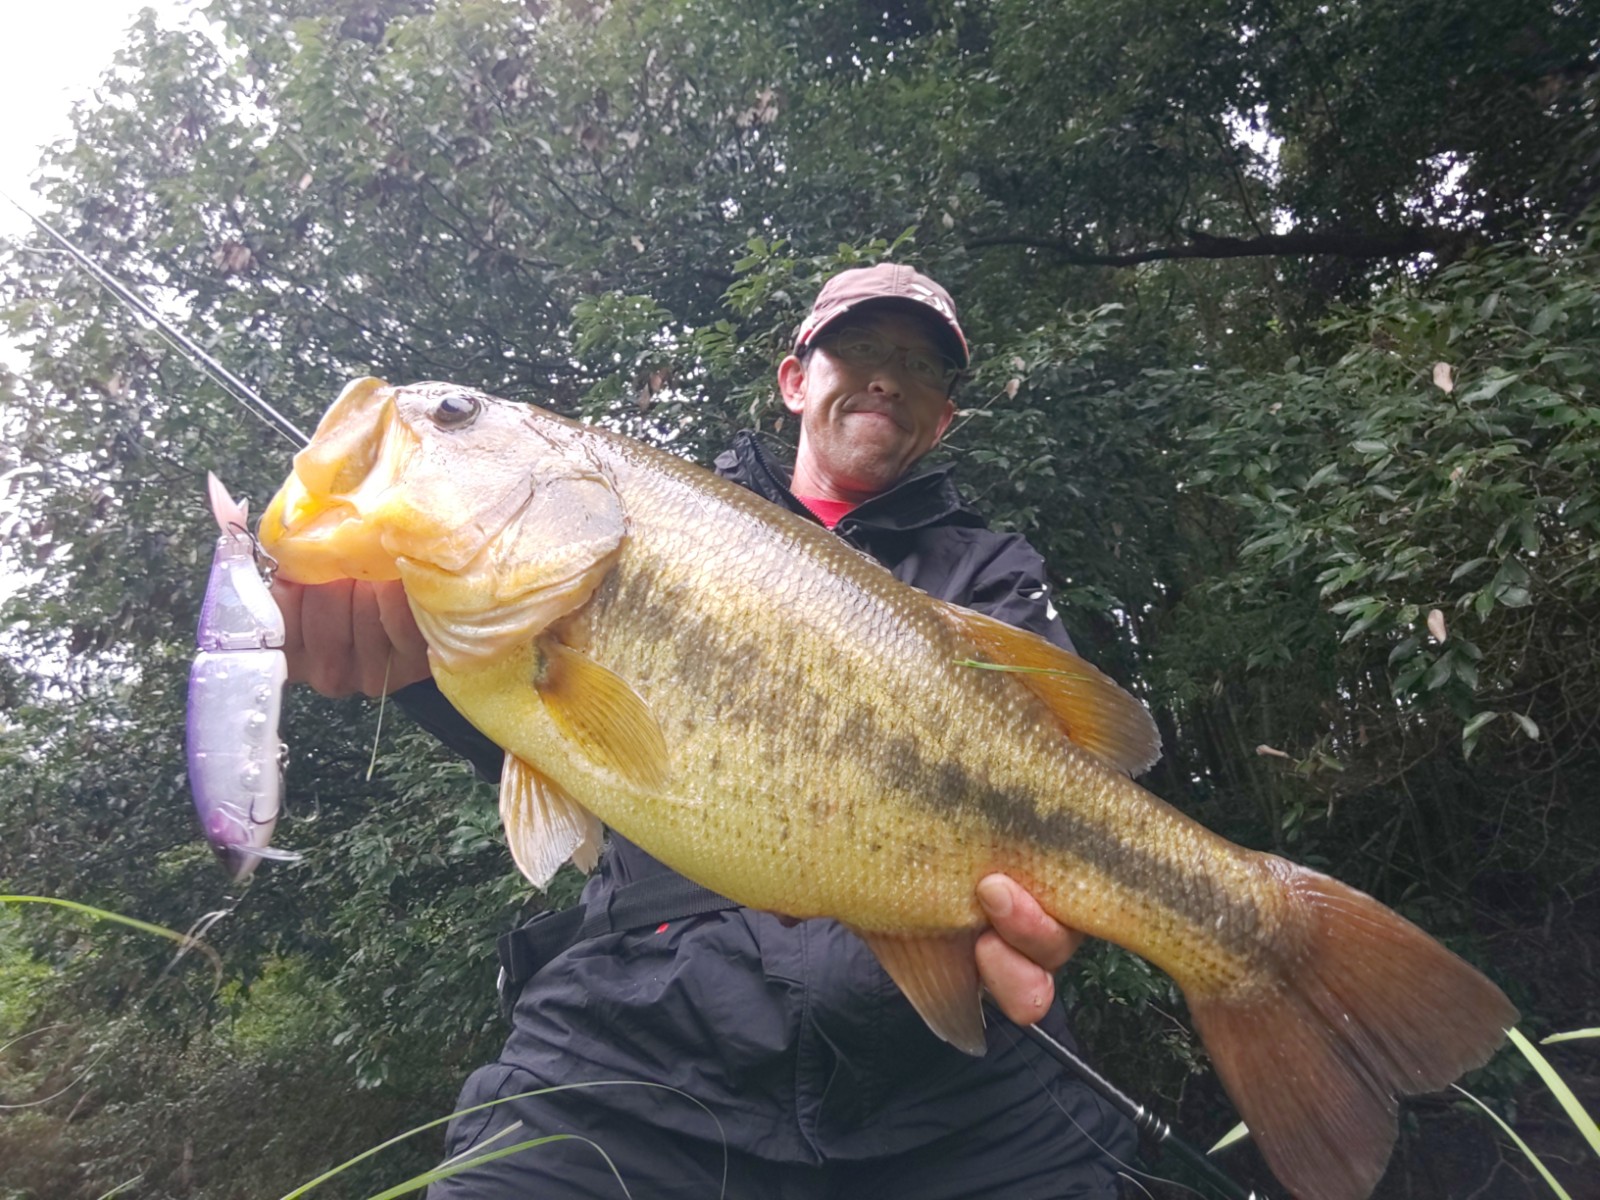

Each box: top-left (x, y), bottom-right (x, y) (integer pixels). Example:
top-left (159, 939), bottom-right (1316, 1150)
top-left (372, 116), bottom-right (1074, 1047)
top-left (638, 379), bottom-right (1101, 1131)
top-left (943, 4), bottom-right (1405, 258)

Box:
top-left (186, 473), bottom-right (297, 881)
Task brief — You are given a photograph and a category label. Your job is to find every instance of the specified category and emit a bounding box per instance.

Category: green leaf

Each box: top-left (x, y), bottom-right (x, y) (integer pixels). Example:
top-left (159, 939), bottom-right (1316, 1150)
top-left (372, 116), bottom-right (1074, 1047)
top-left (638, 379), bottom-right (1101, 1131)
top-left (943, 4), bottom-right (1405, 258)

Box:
top-left (1528, 304), bottom-right (1560, 336)
top-left (1490, 559), bottom-right (1533, 608)
top-left (1388, 634), bottom-right (1421, 665)
top-left (1460, 372), bottom-right (1520, 404)
top-left (1341, 609), bottom-right (1386, 642)
top-left (1424, 655), bottom-right (1455, 691)
top-left (1305, 462), bottom-right (1341, 489)
top-left (1393, 655), bottom-right (1432, 693)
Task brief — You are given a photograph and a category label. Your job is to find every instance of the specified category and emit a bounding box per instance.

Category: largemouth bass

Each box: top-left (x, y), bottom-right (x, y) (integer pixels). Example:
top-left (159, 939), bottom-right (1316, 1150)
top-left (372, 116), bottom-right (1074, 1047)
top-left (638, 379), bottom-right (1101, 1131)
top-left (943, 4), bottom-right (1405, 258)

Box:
top-left (259, 378), bottom-right (1515, 1200)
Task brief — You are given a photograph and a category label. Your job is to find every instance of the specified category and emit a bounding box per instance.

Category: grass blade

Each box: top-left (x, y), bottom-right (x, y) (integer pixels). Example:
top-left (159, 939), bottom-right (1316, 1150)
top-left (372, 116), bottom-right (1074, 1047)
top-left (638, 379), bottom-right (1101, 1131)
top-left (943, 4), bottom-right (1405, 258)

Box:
top-left (0, 894), bottom-right (223, 988)
top-left (1542, 1028), bottom-right (1599, 1045)
top-left (1207, 1121), bottom-right (1249, 1154)
top-left (363, 1135), bottom-right (624, 1200)
top-left (93, 1175), bottom-right (145, 1200)
top-left (1508, 1027), bottom-right (1600, 1157)
top-left (1454, 1085), bottom-right (1572, 1200)
top-left (281, 1080), bottom-right (725, 1200)
top-left (278, 1087), bottom-right (575, 1200)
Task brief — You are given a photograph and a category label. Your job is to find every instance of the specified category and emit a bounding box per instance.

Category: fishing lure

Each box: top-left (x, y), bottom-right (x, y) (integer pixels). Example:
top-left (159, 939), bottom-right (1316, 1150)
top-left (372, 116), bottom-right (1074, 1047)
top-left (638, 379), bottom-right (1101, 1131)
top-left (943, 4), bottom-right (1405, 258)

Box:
top-left (186, 472), bottom-right (299, 881)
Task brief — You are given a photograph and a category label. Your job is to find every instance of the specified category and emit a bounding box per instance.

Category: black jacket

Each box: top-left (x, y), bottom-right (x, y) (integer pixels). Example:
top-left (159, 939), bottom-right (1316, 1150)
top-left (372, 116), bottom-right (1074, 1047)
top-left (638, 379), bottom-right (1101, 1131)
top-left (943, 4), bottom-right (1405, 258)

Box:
top-left (397, 433), bottom-right (1129, 1167)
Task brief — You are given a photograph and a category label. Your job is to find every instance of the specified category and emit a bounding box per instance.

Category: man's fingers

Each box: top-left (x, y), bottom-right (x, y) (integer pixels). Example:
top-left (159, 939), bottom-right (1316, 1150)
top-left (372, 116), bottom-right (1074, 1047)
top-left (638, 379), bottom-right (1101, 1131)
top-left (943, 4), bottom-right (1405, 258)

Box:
top-left (296, 578), bottom-right (360, 697)
top-left (976, 930), bottom-right (1057, 1026)
top-left (975, 874), bottom-right (1087, 1027)
top-left (272, 578), bottom-right (431, 698)
top-left (351, 581), bottom-right (398, 696)
top-left (373, 580), bottom-right (432, 692)
top-left (274, 577), bottom-right (354, 695)
top-left (274, 578), bottom-right (307, 668)
top-left (976, 875), bottom-right (1083, 969)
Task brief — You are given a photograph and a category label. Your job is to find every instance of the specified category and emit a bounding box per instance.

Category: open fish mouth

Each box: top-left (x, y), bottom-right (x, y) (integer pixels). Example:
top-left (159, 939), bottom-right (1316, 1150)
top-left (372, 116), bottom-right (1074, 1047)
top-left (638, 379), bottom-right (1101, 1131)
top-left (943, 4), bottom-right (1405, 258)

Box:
top-left (258, 378), bottom-right (410, 583)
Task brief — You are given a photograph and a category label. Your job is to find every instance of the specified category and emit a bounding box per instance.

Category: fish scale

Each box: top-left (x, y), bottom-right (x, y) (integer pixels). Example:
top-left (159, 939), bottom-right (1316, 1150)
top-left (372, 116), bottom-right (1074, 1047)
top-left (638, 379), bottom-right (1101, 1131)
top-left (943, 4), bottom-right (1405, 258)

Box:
top-left (259, 377), bottom-right (1516, 1200)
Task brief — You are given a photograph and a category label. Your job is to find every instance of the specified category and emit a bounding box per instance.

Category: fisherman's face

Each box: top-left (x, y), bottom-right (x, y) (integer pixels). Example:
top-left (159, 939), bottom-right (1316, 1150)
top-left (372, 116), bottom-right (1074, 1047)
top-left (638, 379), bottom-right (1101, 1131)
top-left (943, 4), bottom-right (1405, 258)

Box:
top-left (778, 308), bottom-right (958, 504)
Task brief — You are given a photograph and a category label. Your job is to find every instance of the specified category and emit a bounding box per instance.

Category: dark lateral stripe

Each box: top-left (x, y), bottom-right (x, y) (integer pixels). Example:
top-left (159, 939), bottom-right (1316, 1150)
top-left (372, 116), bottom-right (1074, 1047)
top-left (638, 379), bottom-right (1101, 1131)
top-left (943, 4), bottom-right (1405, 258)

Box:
top-left (878, 732), bottom-right (1268, 961)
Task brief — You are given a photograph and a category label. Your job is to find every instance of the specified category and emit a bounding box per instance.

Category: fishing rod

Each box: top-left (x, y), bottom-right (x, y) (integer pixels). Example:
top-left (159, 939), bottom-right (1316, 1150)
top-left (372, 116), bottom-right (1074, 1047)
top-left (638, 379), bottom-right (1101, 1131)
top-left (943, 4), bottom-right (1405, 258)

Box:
top-left (2, 189), bottom-right (310, 449)
top-left (18, 188), bottom-right (1271, 1200)
top-left (988, 1002), bottom-right (1269, 1200)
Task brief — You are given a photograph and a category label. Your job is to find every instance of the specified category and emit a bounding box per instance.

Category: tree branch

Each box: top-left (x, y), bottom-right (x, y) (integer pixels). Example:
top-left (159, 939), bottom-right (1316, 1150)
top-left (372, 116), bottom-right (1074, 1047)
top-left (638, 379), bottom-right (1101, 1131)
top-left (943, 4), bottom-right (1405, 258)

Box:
top-left (966, 226), bottom-right (1471, 266)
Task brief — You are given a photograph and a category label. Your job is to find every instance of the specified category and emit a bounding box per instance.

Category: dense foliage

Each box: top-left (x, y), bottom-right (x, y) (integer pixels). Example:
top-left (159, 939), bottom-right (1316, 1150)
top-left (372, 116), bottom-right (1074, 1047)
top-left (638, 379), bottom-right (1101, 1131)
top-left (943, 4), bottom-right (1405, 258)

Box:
top-left (2, 1), bottom-right (1595, 1196)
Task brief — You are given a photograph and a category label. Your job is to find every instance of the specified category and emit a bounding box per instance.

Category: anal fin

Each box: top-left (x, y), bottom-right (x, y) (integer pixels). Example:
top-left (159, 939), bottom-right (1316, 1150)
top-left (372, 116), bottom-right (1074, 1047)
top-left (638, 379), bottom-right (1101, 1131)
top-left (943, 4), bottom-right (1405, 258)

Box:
top-left (855, 927), bottom-right (986, 1055)
top-left (499, 752), bottom-right (604, 889)
top-left (534, 638), bottom-right (671, 792)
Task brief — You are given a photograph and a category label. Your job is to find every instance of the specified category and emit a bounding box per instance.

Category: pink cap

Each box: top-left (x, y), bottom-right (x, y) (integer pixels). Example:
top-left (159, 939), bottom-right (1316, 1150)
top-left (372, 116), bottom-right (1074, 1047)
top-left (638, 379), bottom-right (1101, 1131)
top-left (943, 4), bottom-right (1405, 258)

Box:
top-left (794, 263), bottom-right (970, 369)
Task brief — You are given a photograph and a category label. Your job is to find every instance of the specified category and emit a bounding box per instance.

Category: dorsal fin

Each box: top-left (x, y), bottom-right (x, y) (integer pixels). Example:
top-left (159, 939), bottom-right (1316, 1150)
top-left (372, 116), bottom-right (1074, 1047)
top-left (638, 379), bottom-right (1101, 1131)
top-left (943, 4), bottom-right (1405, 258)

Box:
top-left (937, 601), bottom-right (1161, 777)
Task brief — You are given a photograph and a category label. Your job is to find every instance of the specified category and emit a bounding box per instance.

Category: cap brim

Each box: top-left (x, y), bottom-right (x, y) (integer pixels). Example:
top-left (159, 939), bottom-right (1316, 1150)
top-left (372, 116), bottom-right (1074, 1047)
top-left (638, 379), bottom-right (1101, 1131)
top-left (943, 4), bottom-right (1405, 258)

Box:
top-left (799, 298), bottom-right (969, 370)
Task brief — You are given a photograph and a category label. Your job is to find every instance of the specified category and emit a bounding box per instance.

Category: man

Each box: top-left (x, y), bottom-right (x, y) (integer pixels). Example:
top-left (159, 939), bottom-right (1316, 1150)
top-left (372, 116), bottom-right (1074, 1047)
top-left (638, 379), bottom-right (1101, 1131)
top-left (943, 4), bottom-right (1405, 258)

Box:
top-left (275, 264), bottom-right (1136, 1197)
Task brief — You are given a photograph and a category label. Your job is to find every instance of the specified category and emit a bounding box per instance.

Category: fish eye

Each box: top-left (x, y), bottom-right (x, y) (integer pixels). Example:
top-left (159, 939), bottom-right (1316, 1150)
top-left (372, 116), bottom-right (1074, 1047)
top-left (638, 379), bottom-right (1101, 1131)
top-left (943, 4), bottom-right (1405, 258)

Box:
top-left (430, 392), bottom-right (481, 429)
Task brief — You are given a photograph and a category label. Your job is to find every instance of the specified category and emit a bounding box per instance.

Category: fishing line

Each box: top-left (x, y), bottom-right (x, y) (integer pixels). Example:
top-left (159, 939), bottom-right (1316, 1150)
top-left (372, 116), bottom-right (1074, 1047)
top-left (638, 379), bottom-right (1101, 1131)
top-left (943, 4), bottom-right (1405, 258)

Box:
top-left (988, 1002), bottom-right (1270, 1200)
top-left (2, 188), bottom-right (311, 449)
top-left (992, 1014), bottom-right (1213, 1200)
top-left (366, 652), bottom-right (394, 782)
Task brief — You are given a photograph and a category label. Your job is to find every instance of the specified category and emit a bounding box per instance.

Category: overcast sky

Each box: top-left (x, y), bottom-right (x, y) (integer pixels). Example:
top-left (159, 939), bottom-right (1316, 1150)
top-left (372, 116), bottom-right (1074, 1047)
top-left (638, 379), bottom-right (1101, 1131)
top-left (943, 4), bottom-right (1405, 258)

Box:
top-left (1, 1), bottom-right (189, 237)
top-left (1, 3), bottom-right (193, 602)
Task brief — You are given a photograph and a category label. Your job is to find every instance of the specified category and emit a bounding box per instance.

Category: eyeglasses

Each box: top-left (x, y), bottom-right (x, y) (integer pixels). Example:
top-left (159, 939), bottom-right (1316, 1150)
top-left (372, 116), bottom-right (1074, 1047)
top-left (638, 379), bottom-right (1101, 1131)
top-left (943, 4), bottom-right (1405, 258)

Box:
top-left (816, 326), bottom-right (961, 394)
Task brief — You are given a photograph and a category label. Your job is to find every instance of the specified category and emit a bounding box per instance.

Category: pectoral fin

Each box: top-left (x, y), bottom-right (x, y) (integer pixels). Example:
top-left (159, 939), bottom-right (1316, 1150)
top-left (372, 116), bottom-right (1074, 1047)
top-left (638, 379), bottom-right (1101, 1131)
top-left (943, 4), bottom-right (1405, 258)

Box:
top-left (855, 927), bottom-right (986, 1055)
top-left (938, 601), bottom-right (1161, 777)
top-left (535, 638), bottom-right (671, 792)
top-left (499, 752), bottom-right (604, 889)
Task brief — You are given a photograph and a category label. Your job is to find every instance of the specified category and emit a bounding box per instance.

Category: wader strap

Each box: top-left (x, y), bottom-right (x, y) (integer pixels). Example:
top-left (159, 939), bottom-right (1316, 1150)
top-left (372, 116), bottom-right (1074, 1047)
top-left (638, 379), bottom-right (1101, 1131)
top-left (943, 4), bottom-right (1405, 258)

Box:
top-left (495, 875), bottom-right (738, 1019)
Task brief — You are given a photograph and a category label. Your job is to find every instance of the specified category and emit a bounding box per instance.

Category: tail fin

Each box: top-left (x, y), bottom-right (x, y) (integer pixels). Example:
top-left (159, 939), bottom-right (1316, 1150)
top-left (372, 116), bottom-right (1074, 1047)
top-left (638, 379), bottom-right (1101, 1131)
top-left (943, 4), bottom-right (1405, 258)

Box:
top-left (1187, 860), bottom-right (1516, 1200)
top-left (206, 470), bottom-right (250, 536)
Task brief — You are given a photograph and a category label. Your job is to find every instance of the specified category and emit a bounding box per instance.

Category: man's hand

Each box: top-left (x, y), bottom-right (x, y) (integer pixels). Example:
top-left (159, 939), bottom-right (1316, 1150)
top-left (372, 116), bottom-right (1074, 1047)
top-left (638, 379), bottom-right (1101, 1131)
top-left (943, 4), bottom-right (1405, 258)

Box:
top-left (274, 578), bottom-right (432, 698)
top-left (976, 874), bottom-right (1085, 1026)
